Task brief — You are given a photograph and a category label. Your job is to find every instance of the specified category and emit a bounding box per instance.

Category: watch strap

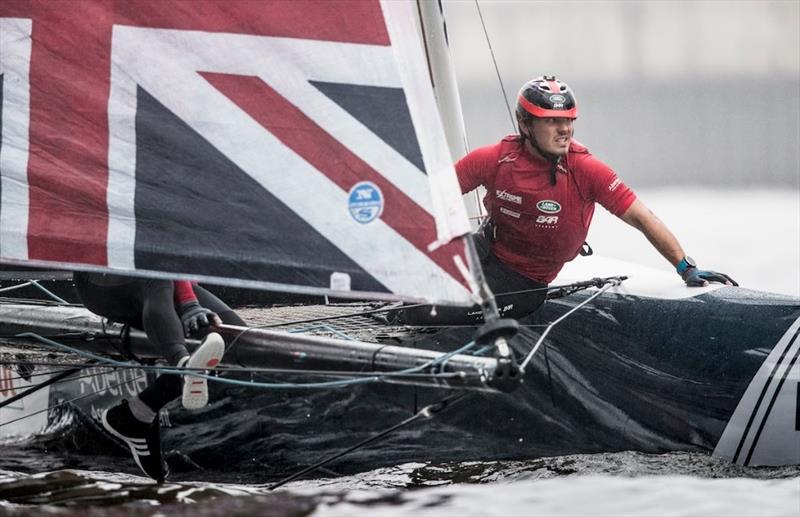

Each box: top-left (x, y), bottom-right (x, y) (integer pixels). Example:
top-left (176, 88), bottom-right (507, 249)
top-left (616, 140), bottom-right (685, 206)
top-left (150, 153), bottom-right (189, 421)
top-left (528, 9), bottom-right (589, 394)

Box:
top-left (676, 256), bottom-right (695, 274)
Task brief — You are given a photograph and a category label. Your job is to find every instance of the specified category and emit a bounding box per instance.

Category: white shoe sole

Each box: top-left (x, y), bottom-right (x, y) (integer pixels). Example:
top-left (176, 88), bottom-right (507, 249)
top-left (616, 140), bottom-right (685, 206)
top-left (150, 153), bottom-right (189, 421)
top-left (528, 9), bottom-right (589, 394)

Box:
top-left (182, 332), bottom-right (224, 410)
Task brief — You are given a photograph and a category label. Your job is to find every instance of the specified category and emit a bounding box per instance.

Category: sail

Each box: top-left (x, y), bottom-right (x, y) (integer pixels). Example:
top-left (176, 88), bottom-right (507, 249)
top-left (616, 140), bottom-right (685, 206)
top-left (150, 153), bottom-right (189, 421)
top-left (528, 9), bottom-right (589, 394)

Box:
top-left (0, 0), bottom-right (474, 305)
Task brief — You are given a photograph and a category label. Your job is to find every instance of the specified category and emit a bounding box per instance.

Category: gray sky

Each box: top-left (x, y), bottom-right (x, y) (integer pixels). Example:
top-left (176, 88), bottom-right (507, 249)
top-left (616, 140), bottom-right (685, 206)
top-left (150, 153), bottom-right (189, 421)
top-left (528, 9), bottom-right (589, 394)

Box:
top-left (441, 0), bottom-right (800, 187)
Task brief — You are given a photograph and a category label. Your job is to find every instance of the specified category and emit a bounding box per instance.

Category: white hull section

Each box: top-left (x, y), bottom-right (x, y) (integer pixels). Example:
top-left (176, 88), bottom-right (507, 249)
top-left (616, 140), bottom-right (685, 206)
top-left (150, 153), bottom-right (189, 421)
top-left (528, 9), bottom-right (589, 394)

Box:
top-left (713, 316), bottom-right (800, 466)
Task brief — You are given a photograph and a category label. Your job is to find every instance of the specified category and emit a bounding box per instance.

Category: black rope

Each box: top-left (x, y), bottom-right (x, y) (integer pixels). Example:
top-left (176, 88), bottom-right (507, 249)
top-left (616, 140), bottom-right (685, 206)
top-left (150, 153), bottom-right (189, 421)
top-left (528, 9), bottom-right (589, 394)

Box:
top-left (269, 392), bottom-right (472, 490)
top-left (543, 343), bottom-right (557, 409)
top-left (0, 361), bottom-right (94, 410)
top-left (240, 277), bottom-right (621, 335)
top-left (0, 360), bottom-right (478, 382)
top-left (0, 373), bottom-right (145, 428)
top-left (225, 277), bottom-right (623, 349)
top-left (474, 0), bottom-right (515, 131)
top-left (0, 366), bottom-right (116, 384)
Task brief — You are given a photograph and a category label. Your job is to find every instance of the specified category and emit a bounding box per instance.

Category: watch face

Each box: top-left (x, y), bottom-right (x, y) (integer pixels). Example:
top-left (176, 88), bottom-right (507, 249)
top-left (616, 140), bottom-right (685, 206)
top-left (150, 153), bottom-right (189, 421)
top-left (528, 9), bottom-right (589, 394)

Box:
top-left (685, 256), bottom-right (697, 268)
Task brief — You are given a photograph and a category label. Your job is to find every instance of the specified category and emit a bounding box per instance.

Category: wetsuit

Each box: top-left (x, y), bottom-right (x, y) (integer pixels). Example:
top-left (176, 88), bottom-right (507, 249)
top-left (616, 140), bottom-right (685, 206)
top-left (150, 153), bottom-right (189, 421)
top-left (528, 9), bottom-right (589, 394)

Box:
top-left (395, 136), bottom-right (636, 326)
top-left (73, 272), bottom-right (245, 413)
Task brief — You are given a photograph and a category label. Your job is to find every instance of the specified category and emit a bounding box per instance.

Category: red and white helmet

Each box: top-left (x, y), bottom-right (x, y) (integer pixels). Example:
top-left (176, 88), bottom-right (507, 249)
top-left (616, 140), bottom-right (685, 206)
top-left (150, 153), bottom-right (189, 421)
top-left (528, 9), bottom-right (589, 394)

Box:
top-left (516, 75), bottom-right (578, 121)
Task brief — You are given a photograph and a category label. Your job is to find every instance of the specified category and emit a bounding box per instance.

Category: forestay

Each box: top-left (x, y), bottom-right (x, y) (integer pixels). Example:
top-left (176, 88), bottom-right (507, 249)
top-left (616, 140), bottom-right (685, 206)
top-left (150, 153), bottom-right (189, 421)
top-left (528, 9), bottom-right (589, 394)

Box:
top-left (0, 0), bottom-right (474, 305)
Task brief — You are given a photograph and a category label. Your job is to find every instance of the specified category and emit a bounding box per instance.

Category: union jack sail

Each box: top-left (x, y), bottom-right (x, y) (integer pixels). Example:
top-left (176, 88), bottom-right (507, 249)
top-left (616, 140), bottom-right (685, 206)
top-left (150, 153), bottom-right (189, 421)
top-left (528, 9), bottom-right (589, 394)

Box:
top-left (0, 0), bottom-right (474, 305)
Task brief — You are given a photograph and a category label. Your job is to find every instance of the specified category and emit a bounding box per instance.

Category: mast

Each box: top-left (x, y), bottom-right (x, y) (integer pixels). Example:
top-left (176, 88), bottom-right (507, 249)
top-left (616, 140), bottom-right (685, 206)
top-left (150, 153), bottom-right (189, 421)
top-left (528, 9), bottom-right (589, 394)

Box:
top-left (414, 1), bottom-right (519, 376)
top-left (414, 0), bottom-right (486, 228)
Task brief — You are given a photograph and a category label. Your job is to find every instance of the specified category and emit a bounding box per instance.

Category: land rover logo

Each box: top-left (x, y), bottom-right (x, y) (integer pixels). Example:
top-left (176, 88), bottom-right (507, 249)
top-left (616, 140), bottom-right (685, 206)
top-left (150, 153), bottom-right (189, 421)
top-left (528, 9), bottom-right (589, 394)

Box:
top-left (549, 94), bottom-right (566, 104)
top-left (537, 200), bottom-right (561, 214)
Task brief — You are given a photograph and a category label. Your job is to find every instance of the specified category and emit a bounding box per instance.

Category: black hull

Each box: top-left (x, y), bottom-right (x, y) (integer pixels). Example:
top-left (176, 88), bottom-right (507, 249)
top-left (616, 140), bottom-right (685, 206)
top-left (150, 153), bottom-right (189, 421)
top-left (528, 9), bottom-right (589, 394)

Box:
top-left (2, 284), bottom-right (798, 472)
top-left (328, 285), bottom-right (800, 467)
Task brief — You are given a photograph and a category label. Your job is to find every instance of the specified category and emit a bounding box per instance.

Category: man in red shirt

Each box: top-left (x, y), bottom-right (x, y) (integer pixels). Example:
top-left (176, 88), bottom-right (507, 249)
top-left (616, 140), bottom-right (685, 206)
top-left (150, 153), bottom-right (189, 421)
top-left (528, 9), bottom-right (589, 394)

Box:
top-left (394, 76), bottom-right (735, 326)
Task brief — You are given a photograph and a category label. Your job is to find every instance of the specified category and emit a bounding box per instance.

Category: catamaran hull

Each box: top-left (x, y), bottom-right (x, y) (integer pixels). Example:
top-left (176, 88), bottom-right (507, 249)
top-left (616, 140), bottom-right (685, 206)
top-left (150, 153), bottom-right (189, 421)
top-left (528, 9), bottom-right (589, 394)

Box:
top-left (1, 284), bottom-right (798, 467)
top-left (526, 287), bottom-right (799, 467)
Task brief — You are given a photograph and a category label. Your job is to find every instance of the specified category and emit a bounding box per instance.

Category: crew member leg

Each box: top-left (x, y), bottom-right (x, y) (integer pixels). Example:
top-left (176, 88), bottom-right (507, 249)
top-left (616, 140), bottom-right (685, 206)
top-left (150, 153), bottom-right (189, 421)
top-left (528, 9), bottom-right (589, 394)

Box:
top-left (128, 279), bottom-right (190, 421)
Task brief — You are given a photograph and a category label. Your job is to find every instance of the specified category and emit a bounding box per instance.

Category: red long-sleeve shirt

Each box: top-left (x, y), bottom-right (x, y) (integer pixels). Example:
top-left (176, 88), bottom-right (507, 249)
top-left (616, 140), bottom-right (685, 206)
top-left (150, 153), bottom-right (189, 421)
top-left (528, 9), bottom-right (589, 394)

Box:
top-left (457, 136), bottom-right (636, 283)
top-left (173, 280), bottom-right (198, 306)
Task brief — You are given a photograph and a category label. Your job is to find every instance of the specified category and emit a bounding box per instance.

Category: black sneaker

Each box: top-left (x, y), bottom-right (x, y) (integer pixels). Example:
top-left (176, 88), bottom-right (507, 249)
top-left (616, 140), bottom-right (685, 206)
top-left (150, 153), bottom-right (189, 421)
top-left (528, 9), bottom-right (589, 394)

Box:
top-left (101, 400), bottom-right (167, 482)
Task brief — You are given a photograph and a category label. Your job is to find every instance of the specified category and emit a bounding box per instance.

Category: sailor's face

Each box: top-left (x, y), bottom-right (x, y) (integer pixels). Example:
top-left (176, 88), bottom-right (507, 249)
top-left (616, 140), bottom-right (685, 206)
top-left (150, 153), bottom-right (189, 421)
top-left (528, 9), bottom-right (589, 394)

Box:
top-left (531, 117), bottom-right (574, 156)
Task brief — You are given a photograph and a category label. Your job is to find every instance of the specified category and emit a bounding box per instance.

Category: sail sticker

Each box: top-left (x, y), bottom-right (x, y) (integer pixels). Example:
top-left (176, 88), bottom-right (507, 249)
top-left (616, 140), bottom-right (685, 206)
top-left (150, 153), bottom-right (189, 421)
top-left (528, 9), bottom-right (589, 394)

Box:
top-left (330, 272), bottom-right (351, 291)
top-left (348, 181), bottom-right (384, 224)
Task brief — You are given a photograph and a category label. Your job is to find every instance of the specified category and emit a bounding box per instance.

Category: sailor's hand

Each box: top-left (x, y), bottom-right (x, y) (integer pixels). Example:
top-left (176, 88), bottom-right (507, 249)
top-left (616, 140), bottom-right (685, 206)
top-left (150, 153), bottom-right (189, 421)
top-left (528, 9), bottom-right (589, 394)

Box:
top-left (681, 267), bottom-right (738, 287)
top-left (179, 301), bottom-right (220, 336)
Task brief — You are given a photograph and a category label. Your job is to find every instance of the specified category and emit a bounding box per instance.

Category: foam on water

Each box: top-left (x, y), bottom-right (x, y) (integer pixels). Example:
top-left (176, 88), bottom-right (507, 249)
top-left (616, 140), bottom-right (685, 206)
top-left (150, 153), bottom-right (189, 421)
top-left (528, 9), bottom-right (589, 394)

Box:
top-left (1, 453), bottom-right (798, 516)
top-left (292, 456), bottom-right (800, 517)
top-left (311, 476), bottom-right (800, 517)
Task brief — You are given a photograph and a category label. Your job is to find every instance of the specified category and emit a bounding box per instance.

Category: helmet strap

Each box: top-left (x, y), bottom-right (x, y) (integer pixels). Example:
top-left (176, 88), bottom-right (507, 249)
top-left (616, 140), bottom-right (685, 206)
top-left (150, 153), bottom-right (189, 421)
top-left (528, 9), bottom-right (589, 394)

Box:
top-left (519, 119), bottom-right (561, 185)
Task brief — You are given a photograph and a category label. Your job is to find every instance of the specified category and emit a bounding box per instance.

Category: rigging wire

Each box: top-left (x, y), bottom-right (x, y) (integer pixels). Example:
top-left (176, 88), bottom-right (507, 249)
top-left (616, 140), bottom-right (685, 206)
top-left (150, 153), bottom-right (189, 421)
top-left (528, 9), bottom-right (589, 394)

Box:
top-left (29, 280), bottom-right (69, 305)
top-left (519, 279), bottom-right (622, 372)
top-left (0, 374), bottom-right (146, 429)
top-left (0, 279), bottom-right (70, 305)
top-left (0, 366), bottom-right (113, 384)
top-left (16, 332), bottom-right (483, 391)
top-left (0, 282), bottom-right (37, 294)
top-left (1, 276), bottom-right (625, 385)
top-left (474, 0), bottom-right (515, 132)
top-left (269, 391), bottom-right (472, 490)
top-left (0, 360), bottom-right (95, 411)
top-left (0, 360), bottom-right (473, 381)
top-left (1, 276), bottom-right (625, 410)
top-left (235, 277), bottom-right (622, 332)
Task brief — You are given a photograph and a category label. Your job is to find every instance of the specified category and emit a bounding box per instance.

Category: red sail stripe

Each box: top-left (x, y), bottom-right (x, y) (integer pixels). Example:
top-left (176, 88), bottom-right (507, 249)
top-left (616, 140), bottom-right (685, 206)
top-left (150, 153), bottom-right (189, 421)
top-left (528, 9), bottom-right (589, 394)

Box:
top-left (114, 0), bottom-right (390, 45)
top-left (0, 0), bottom-right (390, 265)
top-left (201, 72), bottom-right (466, 286)
top-left (21, 2), bottom-right (112, 264)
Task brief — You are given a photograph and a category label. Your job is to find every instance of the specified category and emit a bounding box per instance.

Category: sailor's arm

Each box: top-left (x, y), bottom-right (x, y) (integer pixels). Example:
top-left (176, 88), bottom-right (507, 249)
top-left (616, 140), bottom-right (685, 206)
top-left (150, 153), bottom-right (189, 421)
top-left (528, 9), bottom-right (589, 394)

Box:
top-left (454, 143), bottom-right (501, 193)
top-left (619, 199), bottom-right (738, 287)
top-left (619, 199), bottom-right (684, 267)
top-left (173, 281), bottom-right (222, 335)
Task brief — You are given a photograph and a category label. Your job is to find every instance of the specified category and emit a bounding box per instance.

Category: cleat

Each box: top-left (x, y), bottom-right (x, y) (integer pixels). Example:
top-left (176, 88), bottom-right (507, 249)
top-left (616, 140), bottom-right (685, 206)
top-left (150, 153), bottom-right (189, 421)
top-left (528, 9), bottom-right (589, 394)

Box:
top-left (101, 400), bottom-right (166, 482)
top-left (181, 332), bottom-right (224, 410)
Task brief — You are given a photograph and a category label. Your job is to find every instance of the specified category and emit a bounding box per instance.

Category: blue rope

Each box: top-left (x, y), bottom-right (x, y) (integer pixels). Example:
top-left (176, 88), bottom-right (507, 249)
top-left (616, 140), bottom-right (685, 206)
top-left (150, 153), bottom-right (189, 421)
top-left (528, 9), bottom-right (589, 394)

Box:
top-left (17, 332), bottom-right (481, 390)
top-left (0, 280), bottom-right (69, 305)
top-left (29, 280), bottom-right (70, 304)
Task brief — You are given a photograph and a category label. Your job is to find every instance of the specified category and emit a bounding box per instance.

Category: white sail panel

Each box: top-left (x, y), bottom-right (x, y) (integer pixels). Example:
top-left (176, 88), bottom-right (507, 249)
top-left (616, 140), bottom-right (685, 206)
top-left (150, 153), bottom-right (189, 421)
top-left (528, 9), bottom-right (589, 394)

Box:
top-left (0, 1), bottom-right (474, 305)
